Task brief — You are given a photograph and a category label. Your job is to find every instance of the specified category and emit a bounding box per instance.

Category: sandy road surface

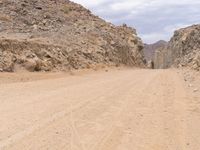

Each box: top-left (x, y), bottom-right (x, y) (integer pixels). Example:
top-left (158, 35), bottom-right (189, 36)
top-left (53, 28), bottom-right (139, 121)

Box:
top-left (0, 69), bottom-right (200, 150)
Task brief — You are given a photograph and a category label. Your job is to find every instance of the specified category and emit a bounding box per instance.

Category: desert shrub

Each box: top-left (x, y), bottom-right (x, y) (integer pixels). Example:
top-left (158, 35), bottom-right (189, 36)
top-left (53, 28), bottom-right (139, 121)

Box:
top-left (62, 5), bottom-right (72, 14)
top-left (0, 14), bottom-right (11, 22)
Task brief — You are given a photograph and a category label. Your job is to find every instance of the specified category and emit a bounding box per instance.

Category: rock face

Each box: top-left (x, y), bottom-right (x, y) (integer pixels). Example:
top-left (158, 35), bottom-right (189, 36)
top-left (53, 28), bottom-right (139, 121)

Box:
top-left (144, 40), bottom-right (167, 61)
top-left (154, 48), bottom-right (168, 69)
top-left (0, 0), bottom-right (145, 72)
top-left (154, 25), bottom-right (200, 70)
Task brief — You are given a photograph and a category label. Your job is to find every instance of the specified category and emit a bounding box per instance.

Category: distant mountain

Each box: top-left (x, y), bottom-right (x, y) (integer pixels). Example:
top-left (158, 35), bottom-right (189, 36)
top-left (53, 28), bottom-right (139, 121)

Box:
top-left (143, 40), bottom-right (167, 61)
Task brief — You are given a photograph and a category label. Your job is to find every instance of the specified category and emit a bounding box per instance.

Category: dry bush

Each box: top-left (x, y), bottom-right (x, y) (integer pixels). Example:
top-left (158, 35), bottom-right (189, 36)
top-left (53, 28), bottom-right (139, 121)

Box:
top-left (0, 14), bottom-right (11, 22)
top-left (61, 5), bottom-right (72, 14)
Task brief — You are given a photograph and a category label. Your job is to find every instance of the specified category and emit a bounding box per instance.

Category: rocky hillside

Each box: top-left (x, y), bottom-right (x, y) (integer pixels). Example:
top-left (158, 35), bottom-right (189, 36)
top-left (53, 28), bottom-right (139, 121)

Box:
top-left (154, 25), bottom-right (200, 70)
top-left (0, 0), bottom-right (145, 72)
top-left (144, 40), bottom-right (167, 61)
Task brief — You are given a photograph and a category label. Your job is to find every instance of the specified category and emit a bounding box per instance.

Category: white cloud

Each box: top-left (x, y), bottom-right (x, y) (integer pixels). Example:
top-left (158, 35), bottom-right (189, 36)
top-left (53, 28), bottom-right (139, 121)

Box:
top-left (164, 24), bottom-right (192, 33)
top-left (140, 33), bottom-right (169, 44)
top-left (71, 0), bottom-right (200, 43)
top-left (110, 0), bottom-right (149, 11)
top-left (71, 0), bottom-right (106, 7)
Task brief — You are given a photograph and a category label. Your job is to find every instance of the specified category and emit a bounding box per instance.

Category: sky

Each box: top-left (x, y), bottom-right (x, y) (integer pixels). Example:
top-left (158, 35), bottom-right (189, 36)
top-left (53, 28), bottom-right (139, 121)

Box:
top-left (71, 0), bottom-right (200, 44)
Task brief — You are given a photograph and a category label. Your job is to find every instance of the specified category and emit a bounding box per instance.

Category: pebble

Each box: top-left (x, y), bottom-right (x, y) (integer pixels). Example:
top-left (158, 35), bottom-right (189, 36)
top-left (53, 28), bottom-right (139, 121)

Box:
top-left (188, 84), bottom-right (193, 87)
top-left (193, 89), bottom-right (198, 92)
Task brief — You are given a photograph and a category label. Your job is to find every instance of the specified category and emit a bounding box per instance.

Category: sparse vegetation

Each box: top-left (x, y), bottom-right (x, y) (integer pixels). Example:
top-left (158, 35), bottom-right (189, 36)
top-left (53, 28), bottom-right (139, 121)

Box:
top-left (0, 14), bottom-right (11, 22)
top-left (61, 5), bottom-right (73, 14)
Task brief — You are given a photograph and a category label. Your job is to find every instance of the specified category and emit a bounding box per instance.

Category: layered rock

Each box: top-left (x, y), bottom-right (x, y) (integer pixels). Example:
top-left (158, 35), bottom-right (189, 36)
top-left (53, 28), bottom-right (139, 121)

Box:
top-left (0, 0), bottom-right (145, 72)
top-left (154, 25), bottom-right (200, 70)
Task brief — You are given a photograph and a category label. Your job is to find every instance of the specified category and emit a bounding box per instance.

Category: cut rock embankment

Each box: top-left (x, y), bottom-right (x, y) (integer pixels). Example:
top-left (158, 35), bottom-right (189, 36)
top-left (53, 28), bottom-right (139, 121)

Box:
top-left (0, 0), bottom-right (145, 72)
top-left (154, 25), bottom-right (200, 70)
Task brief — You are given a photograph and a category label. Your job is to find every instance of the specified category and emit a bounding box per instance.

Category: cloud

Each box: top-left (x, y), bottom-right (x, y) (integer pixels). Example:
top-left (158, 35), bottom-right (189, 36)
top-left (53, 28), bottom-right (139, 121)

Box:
top-left (71, 0), bottom-right (200, 43)
top-left (70, 0), bottom-right (107, 7)
top-left (140, 33), bottom-right (169, 44)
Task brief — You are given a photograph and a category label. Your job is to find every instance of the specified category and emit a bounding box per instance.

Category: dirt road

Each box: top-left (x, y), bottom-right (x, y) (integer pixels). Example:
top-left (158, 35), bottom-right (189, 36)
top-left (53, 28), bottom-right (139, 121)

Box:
top-left (0, 69), bottom-right (200, 150)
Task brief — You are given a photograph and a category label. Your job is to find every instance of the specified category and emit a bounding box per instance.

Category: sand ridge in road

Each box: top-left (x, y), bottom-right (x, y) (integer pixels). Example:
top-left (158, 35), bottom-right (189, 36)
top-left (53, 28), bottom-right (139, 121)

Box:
top-left (0, 69), bottom-right (200, 150)
top-left (0, 68), bottom-right (110, 84)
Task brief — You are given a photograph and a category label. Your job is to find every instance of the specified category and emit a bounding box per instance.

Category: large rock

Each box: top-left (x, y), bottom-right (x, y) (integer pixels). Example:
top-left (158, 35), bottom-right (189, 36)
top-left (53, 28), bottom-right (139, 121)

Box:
top-left (144, 40), bottom-right (167, 61)
top-left (0, 0), bottom-right (145, 72)
top-left (154, 25), bottom-right (200, 70)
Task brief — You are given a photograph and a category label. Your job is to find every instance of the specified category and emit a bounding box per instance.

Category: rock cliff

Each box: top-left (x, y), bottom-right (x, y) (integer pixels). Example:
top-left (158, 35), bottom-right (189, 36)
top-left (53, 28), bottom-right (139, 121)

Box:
top-left (144, 40), bottom-right (167, 61)
top-left (154, 25), bottom-right (200, 70)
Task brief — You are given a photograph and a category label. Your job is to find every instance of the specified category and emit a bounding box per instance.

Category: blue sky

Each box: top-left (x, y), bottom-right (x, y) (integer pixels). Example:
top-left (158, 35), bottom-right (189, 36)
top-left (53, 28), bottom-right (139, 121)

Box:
top-left (71, 0), bottom-right (200, 44)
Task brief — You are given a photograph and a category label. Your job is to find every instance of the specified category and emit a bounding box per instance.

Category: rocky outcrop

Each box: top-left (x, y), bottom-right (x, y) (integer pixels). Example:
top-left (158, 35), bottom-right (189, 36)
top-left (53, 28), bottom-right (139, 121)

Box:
top-left (0, 0), bottom-right (145, 72)
top-left (144, 40), bottom-right (167, 61)
top-left (154, 48), bottom-right (169, 69)
top-left (154, 25), bottom-right (200, 70)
